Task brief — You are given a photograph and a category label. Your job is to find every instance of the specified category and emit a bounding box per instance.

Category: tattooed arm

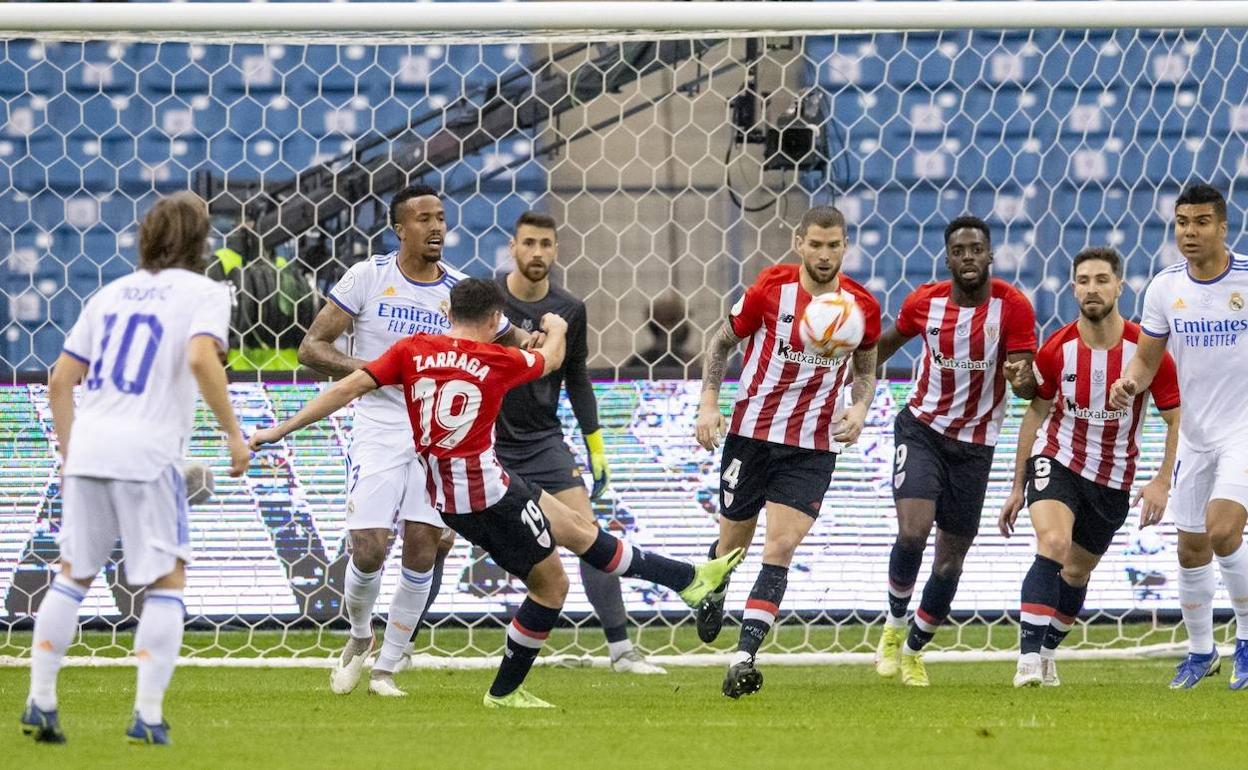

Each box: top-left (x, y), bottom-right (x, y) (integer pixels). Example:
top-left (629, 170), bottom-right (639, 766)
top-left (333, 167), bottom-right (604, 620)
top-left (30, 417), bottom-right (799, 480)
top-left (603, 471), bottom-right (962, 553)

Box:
top-left (695, 322), bottom-right (744, 450)
top-left (832, 345), bottom-right (878, 445)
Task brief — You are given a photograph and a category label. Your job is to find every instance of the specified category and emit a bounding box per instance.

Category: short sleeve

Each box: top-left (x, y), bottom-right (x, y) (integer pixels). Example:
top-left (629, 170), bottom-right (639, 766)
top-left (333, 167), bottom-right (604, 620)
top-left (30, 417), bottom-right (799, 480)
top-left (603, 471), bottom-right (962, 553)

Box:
top-left (61, 299), bottom-right (95, 365)
top-left (1032, 335), bottom-right (1062, 401)
top-left (362, 340), bottom-right (409, 387)
top-left (327, 261), bottom-right (369, 317)
top-left (852, 286), bottom-right (882, 350)
top-left (1003, 289), bottom-right (1038, 353)
top-left (501, 347), bottom-right (546, 388)
top-left (894, 288), bottom-right (926, 338)
top-left (1139, 275), bottom-right (1171, 338)
top-left (728, 281), bottom-right (768, 339)
top-left (1149, 350), bottom-right (1181, 411)
top-left (493, 311), bottom-right (512, 340)
top-left (189, 283), bottom-right (231, 351)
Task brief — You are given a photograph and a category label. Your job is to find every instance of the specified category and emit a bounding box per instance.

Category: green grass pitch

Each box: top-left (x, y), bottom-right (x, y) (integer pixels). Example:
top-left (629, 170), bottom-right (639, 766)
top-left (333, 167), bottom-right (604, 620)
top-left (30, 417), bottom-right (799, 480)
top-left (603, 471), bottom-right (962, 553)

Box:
top-left (2, 655), bottom-right (1238, 769)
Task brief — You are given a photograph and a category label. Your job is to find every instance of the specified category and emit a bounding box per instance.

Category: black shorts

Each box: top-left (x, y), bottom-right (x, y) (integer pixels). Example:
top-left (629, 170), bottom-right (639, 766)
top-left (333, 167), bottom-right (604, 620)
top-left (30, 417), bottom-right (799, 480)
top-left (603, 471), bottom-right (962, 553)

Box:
top-left (891, 407), bottom-right (996, 539)
top-left (1024, 455), bottom-right (1130, 556)
top-left (440, 476), bottom-right (555, 579)
top-left (496, 434), bottom-right (585, 495)
top-left (718, 433), bottom-right (837, 521)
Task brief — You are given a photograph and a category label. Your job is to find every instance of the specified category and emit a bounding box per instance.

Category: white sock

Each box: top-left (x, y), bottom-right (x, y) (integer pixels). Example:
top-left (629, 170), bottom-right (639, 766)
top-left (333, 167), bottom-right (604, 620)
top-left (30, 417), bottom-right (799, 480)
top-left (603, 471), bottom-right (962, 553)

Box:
top-left (885, 613), bottom-right (908, 630)
top-left (375, 568), bottom-right (432, 673)
top-left (730, 649), bottom-right (753, 667)
top-left (607, 639), bottom-right (633, 661)
top-left (1039, 646), bottom-right (1057, 661)
top-left (1179, 562), bottom-right (1217, 655)
top-left (28, 575), bottom-right (86, 710)
top-left (344, 560), bottom-right (382, 639)
top-left (133, 589), bottom-right (185, 724)
top-left (1216, 543), bottom-right (1248, 641)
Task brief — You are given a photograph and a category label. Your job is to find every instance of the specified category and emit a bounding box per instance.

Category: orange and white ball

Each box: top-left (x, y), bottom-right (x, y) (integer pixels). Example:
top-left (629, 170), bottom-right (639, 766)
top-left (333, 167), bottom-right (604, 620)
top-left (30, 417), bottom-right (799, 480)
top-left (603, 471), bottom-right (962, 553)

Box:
top-left (799, 290), bottom-right (865, 359)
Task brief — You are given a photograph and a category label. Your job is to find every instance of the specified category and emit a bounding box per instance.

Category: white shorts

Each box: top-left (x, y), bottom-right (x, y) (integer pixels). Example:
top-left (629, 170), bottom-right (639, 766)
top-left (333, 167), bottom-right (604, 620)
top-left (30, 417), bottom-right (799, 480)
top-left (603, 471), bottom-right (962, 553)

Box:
top-left (1167, 439), bottom-right (1248, 534)
top-left (345, 437), bottom-right (440, 530)
top-left (59, 465), bottom-right (191, 586)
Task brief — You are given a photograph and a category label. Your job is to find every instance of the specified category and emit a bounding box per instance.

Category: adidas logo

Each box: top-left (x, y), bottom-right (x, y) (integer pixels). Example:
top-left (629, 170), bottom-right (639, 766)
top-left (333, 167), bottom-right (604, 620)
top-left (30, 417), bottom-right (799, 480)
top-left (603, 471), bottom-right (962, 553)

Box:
top-left (1172, 298), bottom-right (1187, 309)
top-left (383, 286), bottom-right (397, 297)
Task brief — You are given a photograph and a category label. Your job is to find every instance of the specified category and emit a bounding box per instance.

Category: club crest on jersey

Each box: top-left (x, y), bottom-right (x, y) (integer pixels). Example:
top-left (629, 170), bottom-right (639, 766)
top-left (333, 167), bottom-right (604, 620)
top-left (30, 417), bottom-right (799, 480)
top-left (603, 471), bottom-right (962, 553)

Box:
top-left (1232, 292), bottom-right (1245, 311)
top-left (984, 323), bottom-right (1000, 342)
top-left (956, 322), bottom-right (970, 338)
top-left (1092, 370), bottom-right (1105, 385)
top-left (521, 318), bottom-right (535, 332)
top-left (776, 339), bottom-right (842, 367)
top-left (439, 299), bottom-right (451, 317)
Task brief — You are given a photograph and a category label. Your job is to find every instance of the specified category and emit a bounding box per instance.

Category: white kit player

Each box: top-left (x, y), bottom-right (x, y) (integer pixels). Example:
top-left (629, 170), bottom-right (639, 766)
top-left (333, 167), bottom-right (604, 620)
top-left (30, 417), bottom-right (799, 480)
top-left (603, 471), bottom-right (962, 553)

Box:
top-left (298, 184), bottom-right (530, 697)
top-left (1111, 183), bottom-right (1248, 689)
top-left (21, 192), bottom-right (249, 746)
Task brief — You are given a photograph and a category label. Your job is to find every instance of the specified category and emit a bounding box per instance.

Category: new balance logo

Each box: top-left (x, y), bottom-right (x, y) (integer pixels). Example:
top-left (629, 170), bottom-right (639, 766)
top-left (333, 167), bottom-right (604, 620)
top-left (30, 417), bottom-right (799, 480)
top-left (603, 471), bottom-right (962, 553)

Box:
top-left (927, 327), bottom-right (940, 336)
top-left (1065, 373), bottom-right (1077, 382)
top-left (779, 313), bottom-right (795, 323)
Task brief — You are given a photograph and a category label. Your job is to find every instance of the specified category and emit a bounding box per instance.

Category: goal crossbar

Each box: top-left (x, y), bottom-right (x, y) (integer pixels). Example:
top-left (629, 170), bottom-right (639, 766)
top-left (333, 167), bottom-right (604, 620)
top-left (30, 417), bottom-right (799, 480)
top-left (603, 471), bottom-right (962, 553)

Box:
top-left (1, 1), bottom-right (1247, 41)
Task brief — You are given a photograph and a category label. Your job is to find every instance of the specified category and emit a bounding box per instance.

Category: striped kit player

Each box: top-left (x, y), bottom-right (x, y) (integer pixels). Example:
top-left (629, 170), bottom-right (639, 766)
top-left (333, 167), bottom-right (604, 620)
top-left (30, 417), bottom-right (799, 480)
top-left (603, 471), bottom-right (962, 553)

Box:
top-left (873, 215), bottom-right (1038, 687)
top-left (1002, 247), bottom-right (1180, 688)
top-left (251, 278), bottom-right (742, 708)
top-left (695, 205), bottom-right (882, 699)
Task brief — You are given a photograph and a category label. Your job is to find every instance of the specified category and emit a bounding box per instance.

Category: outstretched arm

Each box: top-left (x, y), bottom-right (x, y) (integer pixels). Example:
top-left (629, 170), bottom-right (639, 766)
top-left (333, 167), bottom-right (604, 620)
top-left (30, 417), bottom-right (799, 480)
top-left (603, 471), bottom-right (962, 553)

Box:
top-left (695, 322), bottom-right (742, 450)
top-left (873, 326), bottom-right (912, 372)
top-left (189, 336), bottom-right (249, 477)
top-left (250, 370), bottom-right (378, 449)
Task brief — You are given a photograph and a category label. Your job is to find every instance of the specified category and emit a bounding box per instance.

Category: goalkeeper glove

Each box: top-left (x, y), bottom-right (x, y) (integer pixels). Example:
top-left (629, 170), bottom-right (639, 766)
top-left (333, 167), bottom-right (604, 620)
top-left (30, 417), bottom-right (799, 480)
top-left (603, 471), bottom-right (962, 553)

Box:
top-left (584, 429), bottom-right (610, 500)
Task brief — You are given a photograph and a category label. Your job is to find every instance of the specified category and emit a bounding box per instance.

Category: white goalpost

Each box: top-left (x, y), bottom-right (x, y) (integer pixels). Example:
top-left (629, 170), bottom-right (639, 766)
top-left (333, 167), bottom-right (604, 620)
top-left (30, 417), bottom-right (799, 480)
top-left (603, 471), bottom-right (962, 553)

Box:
top-left (1, 1), bottom-right (1245, 669)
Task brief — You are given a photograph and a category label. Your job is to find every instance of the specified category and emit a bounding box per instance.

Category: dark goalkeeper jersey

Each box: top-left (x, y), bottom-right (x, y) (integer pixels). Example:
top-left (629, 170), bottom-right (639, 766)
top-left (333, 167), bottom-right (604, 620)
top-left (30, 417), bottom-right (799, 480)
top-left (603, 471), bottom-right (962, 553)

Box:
top-left (495, 275), bottom-right (600, 446)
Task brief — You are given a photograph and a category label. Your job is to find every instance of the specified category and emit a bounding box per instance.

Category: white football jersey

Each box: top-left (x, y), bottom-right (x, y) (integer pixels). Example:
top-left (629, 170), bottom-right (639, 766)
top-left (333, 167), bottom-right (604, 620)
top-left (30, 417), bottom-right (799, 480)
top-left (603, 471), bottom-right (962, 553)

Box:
top-left (1139, 252), bottom-right (1248, 448)
top-left (61, 268), bottom-right (231, 481)
top-left (327, 252), bottom-right (510, 442)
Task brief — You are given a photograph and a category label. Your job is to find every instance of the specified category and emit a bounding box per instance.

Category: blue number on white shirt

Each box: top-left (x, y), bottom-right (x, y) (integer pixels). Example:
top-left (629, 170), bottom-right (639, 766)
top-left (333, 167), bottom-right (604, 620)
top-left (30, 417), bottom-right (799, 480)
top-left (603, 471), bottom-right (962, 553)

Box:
top-left (86, 313), bottom-right (164, 395)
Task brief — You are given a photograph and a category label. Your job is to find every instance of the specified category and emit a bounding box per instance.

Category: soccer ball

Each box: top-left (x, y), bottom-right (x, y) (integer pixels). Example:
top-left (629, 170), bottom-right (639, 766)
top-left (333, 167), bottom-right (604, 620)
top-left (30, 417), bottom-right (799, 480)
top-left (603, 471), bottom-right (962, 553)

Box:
top-left (184, 461), bottom-right (216, 506)
top-left (799, 290), bottom-right (865, 359)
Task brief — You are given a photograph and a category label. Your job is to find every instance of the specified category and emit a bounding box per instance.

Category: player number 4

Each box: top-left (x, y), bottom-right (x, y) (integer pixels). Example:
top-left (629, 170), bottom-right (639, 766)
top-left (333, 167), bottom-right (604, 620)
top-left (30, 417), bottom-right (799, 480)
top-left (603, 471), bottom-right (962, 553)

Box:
top-left (722, 457), bottom-right (742, 489)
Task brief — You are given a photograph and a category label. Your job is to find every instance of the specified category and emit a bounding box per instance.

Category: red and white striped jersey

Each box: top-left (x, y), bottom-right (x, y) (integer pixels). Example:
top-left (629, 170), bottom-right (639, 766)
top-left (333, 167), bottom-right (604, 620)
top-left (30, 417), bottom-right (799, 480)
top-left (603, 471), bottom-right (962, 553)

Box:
top-left (896, 279), bottom-right (1037, 446)
top-left (1031, 320), bottom-right (1181, 490)
top-left (363, 334), bottom-right (545, 514)
top-left (727, 264), bottom-right (881, 451)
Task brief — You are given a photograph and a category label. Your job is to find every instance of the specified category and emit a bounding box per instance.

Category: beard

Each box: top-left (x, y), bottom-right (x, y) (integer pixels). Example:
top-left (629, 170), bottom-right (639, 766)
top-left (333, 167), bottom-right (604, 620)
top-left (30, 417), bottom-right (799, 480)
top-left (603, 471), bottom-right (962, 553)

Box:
top-left (952, 269), bottom-right (988, 293)
top-left (523, 261), bottom-right (549, 281)
top-left (1079, 301), bottom-right (1113, 322)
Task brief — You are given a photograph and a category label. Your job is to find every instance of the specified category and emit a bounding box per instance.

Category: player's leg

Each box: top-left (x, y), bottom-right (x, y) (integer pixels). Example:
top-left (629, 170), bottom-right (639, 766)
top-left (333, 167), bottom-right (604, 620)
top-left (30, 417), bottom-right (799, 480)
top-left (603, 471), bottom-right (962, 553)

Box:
top-left (487, 552), bottom-right (568, 707)
top-left (406, 527), bottom-right (455, 652)
top-left (551, 484), bottom-right (660, 675)
top-left (368, 519), bottom-right (441, 697)
top-left (1205, 479), bottom-right (1248, 689)
top-left (723, 501), bottom-right (814, 698)
top-left (22, 476), bottom-right (115, 744)
top-left (441, 480), bottom-right (565, 707)
top-left (1038, 543), bottom-right (1099, 686)
top-left (896, 434), bottom-right (992, 685)
top-left (701, 433), bottom-right (768, 643)
top-left (1039, 480), bottom-right (1129, 686)
top-left (1016, 495), bottom-right (1074, 688)
top-left (1168, 446), bottom-right (1222, 688)
top-left (116, 468), bottom-right (195, 745)
top-left (877, 498), bottom-right (935, 677)
top-left (541, 490), bottom-right (742, 605)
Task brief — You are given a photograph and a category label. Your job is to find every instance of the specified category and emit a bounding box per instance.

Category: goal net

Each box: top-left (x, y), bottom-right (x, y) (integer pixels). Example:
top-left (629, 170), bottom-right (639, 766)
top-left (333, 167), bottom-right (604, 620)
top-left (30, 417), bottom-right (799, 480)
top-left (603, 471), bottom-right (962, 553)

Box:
top-left (2, 2), bottom-right (1246, 667)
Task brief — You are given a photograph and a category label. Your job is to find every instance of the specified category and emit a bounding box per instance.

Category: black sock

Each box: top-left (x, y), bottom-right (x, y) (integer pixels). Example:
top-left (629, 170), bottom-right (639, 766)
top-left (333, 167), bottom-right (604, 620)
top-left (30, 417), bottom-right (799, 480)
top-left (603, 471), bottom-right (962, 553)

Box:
top-left (1019, 555), bottom-right (1062, 655)
top-left (409, 549), bottom-right (447, 645)
top-left (737, 563), bottom-right (788, 658)
top-left (887, 542), bottom-right (924, 620)
top-left (489, 598), bottom-right (560, 698)
top-left (580, 529), bottom-right (694, 592)
top-left (1042, 576), bottom-right (1087, 652)
top-left (906, 569), bottom-right (961, 652)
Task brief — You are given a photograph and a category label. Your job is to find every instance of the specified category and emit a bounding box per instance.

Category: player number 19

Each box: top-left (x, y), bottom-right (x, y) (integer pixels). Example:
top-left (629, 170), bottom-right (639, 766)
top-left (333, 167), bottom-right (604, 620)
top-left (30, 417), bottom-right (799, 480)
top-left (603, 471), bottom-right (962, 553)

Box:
top-left (409, 377), bottom-right (483, 450)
